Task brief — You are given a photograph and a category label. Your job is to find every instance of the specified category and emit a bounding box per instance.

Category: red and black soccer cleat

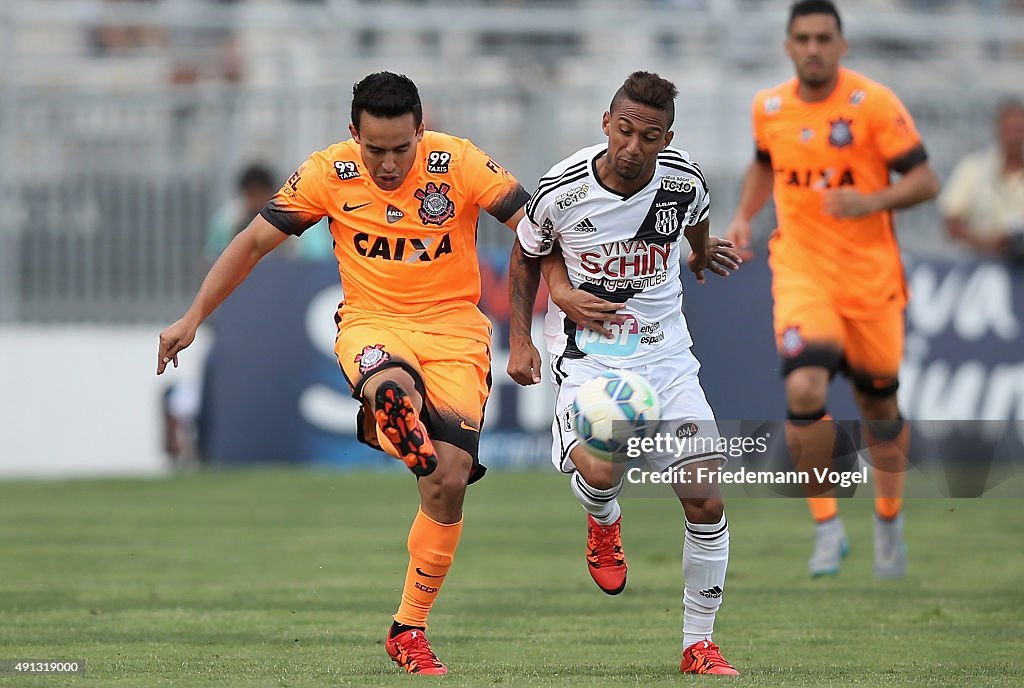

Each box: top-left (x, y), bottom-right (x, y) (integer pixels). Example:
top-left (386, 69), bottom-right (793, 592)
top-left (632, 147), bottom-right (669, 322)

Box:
top-left (385, 626), bottom-right (447, 675)
top-left (374, 381), bottom-right (437, 477)
top-left (586, 514), bottom-right (628, 595)
top-left (680, 640), bottom-right (740, 676)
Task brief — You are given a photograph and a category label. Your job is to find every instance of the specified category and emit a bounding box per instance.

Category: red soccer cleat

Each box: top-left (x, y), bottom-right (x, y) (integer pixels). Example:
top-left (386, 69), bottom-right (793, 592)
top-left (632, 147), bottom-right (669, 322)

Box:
top-left (385, 626), bottom-right (447, 675)
top-left (680, 640), bottom-right (740, 676)
top-left (374, 381), bottom-right (437, 477)
top-left (586, 514), bottom-right (627, 595)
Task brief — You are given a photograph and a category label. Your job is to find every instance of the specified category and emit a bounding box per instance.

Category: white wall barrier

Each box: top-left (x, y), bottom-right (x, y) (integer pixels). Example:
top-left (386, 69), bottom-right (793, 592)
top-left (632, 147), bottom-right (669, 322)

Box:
top-left (0, 326), bottom-right (208, 478)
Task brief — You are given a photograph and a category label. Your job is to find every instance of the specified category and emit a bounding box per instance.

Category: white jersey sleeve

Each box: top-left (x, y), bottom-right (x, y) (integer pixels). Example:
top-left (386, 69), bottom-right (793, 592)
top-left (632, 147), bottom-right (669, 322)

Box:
top-left (660, 150), bottom-right (710, 227)
top-left (516, 152), bottom-right (592, 257)
top-left (515, 201), bottom-right (557, 257)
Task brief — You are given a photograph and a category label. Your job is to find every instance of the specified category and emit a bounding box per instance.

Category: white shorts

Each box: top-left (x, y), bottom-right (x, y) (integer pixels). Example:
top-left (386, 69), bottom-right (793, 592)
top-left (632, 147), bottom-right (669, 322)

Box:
top-left (549, 350), bottom-right (726, 473)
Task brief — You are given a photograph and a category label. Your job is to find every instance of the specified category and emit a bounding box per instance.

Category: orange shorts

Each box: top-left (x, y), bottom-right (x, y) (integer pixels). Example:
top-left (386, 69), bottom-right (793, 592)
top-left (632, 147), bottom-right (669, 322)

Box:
top-left (335, 318), bottom-right (491, 462)
top-left (773, 274), bottom-right (904, 396)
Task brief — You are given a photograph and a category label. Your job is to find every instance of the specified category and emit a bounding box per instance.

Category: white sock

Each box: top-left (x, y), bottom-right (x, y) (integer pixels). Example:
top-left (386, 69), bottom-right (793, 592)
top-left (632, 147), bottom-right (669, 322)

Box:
top-left (682, 514), bottom-right (729, 649)
top-left (570, 471), bottom-right (622, 525)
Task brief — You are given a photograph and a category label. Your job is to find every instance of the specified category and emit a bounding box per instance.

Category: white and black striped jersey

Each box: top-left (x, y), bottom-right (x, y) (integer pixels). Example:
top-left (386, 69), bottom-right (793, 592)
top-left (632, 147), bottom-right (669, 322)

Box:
top-left (516, 143), bottom-right (710, 366)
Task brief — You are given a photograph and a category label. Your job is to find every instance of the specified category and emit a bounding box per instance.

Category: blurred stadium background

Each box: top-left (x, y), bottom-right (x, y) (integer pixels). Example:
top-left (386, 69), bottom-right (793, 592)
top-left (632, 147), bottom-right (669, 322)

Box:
top-left (3, 3), bottom-right (1024, 686)
top-left (2, 0), bottom-right (1023, 477)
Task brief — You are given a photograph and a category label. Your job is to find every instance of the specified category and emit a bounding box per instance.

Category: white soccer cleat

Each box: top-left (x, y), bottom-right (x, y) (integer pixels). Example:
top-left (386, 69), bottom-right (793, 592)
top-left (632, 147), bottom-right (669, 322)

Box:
top-left (874, 513), bottom-right (907, 580)
top-left (809, 516), bottom-right (849, 577)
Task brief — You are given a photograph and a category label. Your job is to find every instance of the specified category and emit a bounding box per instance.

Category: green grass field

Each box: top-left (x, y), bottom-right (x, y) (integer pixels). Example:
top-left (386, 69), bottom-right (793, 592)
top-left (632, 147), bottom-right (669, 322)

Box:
top-left (0, 468), bottom-right (1021, 687)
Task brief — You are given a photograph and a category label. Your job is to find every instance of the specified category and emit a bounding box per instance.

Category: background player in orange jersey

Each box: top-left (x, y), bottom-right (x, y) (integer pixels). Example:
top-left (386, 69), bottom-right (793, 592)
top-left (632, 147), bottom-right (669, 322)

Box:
top-left (157, 72), bottom-right (530, 675)
top-left (725, 1), bottom-right (940, 579)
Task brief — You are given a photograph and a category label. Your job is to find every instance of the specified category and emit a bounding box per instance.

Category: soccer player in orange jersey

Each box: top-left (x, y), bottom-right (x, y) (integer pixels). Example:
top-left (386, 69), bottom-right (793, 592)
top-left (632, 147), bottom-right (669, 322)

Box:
top-left (725, 1), bottom-right (940, 579)
top-left (157, 72), bottom-right (530, 674)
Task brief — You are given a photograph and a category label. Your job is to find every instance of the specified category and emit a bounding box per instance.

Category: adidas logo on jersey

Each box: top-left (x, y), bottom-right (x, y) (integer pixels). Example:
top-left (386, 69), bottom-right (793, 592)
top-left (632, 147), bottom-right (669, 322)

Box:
top-left (572, 218), bottom-right (597, 233)
top-left (699, 586), bottom-right (723, 599)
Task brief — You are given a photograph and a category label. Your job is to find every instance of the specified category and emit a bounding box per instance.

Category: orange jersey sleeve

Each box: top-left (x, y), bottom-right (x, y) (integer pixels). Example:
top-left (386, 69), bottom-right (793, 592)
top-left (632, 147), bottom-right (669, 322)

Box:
top-left (753, 69), bottom-right (925, 317)
top-left (260, 153), bottom-right (330, 235)
top-left (456, 141), bottom-right (530, 224)
top-left (752, 91), bottom-right (775, 163)
top-left (865, 84), bottom-right (926, 173)
top-left (262, 132), bottom-right (528, 344)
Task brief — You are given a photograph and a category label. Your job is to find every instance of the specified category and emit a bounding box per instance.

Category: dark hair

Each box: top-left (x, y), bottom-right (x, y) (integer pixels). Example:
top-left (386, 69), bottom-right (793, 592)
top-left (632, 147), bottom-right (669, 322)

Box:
top-left (238, 163), bottom-right (275, 191)
top-left (788, 0), bottom-right (843, 34)
top-left (350, 72), bottom-right (423, 132)
top-left (609, 71), bottom-right (678, 128)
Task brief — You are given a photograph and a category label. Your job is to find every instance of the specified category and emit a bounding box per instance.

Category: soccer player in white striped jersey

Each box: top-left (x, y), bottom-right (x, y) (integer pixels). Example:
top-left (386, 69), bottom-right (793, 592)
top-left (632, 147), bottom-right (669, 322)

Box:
top-left (506, 71), bottom-right (742, 675)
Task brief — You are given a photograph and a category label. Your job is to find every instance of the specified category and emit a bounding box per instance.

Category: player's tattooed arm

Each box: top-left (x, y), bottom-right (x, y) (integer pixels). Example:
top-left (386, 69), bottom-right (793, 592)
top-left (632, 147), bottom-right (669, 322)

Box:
top-left (509, 237), bottom-right (541, 339)
top-left (507, 237), bottom-right (542, 385)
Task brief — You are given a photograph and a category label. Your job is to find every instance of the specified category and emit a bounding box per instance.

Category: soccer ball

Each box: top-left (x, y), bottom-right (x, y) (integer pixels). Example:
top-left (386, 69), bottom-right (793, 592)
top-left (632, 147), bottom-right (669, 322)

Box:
top-left (572, 370), bottom-right (661, 461)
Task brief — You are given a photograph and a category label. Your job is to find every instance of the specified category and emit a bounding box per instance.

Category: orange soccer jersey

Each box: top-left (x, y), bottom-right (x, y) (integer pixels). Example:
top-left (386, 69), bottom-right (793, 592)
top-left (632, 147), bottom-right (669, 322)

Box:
top-left (261, 130), bottom-right (529, 344)
top-left (753, 67), bottom-right (926, 319)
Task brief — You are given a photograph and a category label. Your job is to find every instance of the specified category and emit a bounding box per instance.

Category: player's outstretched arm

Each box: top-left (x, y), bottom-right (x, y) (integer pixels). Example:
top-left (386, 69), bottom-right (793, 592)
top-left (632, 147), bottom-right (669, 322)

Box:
top-left (507, 236), bottom-right (542, 386)
top-left (725, 158), bottom-right (774, 260)
top-left (157, 214), bottom-right (288, 374)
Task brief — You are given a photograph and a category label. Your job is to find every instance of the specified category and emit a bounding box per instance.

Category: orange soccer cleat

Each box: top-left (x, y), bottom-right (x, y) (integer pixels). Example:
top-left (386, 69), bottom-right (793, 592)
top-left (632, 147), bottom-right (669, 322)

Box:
top-left (385, 626), bottom-right (448, 675)
top-left (680, 640), bottom-right (740, 676)
top-left (374, 381), bottom-right (438, 477)
top-left (586, 514), bottom-right (627, 595)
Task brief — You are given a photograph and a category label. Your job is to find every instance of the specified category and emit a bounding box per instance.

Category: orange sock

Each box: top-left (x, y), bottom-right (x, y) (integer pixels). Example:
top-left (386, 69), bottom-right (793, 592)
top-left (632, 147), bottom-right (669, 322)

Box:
top-left (786, 417), bottom-right (839, 521)
top-left (807, 497), bottom-right (839, 523)
top-left (394, 508), bottom-right (463, 628)
top-left (865, 424), bottom-right (910, 520)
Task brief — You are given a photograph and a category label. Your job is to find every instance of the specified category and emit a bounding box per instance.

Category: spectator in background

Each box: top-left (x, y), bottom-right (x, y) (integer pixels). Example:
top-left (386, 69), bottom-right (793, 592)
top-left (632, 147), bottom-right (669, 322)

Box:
top-left (207, 163), bottom-right (333, 262)
top-left (205, 163), bottom-right (276, 259)
top-left (162, 380), bottom-right (201, 468)
top-left (89, 0), bottom-right (167, 56)
top-left (941, 99), bottom-right (1024, 265)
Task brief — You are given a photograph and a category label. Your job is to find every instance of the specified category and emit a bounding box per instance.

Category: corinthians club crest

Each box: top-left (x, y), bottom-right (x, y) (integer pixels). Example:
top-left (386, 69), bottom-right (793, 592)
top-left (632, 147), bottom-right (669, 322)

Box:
top-left (414, 182), bottom-right (456, 226)
top-left (354, 344), bottom-right (389, 374)
top-left (828, 117), bottom-right (854, 148)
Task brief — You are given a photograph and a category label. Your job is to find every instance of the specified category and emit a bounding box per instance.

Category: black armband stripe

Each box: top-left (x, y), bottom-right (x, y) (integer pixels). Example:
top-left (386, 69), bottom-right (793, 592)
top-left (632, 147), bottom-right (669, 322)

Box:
top-left (489, 184), bottom-right (531, 224)
top-left (887, 144), bottom-right (928, 175)
top-left (259, 205), bottom-right (321, 236)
